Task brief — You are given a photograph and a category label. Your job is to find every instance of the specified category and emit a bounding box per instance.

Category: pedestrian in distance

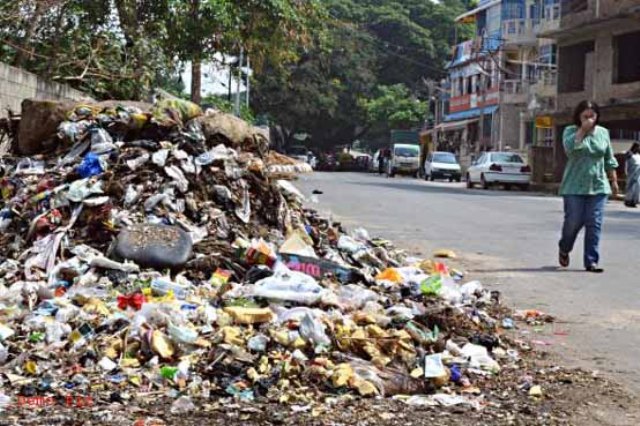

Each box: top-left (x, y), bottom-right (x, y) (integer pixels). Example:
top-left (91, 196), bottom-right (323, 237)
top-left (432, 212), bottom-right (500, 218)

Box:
top-left (624, 142), bottom-right (640, 208)
top-left (558, 100), bottom-right (619, 273)
top-left (378, 149), bottom-right (386, 175)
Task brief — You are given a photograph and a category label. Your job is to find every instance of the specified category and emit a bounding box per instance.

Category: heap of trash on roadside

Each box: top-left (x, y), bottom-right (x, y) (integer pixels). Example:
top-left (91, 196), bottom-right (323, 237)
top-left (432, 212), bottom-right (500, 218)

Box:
top-left (0, 94), bottom-right (536, 414)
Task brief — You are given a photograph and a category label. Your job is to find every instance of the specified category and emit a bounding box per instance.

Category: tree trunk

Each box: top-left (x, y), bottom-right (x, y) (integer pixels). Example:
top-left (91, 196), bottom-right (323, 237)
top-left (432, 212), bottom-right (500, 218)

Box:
top-left (189, 0), bottom-right (202, 104)
top-left (191, 57), bottom-right (202, 105)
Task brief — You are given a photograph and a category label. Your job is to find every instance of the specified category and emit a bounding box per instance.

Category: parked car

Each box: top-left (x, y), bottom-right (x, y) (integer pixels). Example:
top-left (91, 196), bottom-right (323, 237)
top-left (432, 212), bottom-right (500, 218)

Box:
top-left (387, 144), bottom-right (420, 177)
top-left (288, 145), bottom-right (317, 169)
top-left (466, 152), bottom-right (531, 190)
top-left (424, 151), bottom-right (462, 182)
top-left (368, 150), bottom-right (382, 172)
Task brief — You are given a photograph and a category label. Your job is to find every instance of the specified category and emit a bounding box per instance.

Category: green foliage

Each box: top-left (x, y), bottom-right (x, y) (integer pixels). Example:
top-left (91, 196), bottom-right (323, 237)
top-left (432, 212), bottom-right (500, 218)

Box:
top-left (361, 84), bottom-right (426, 130)
top-left (252, 0), bottom-right (472, 148)
top-left (0, 0), bottom-right (324, 101)
top-left (202, 94), bottom-right (255, 123)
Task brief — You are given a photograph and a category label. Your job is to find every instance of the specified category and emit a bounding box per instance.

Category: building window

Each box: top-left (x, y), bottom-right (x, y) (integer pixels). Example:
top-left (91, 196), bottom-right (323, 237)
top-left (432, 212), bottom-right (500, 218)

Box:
top-left (558, 41), bottom-right (594, 93)
top-left (539, 44), bottom-right (557, 65)
top-left (560, 0), bottom-right (587, 15)
top-left (502, 0), bottom-right (526, 20)
top-left (467, 77), bottom-right (473, 95)
top-left (613, 31), bottom-right (640, 84)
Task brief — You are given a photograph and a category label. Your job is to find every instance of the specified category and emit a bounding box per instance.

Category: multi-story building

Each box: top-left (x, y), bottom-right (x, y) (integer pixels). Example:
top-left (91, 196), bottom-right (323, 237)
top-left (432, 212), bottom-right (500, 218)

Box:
top-left (539, 0), bottom-right (640, 180)
top-left (427, 0), bottom-right (545, 167)
top-left (524, 0), bottom-right (560, 147)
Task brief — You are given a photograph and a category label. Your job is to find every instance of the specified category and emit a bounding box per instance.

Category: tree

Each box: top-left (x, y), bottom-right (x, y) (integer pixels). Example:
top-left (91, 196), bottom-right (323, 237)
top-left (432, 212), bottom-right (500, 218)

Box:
top-left (360, 84), bottom-right (426, 146)
top-left (252, 19), bottom-right (378, 149)
top-left (165, 0), bottom-right (325, 104)
top-left (0, 0), bottom-right (171, 99)
top-left (252, 0), bottom-right (472, 150)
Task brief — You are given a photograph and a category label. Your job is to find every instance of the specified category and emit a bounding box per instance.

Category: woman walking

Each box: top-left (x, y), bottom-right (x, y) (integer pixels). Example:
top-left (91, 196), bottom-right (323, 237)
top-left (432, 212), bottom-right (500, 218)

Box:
top-left (624, 142), bottom-right (640, 208)
top-left (558, 101), bottom-right (619, 273)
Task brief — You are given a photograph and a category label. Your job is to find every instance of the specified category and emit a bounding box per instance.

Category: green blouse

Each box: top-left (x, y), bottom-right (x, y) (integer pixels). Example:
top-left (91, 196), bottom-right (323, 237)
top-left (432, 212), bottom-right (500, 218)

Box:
top-left (559, 125), bottom-right (619, 195)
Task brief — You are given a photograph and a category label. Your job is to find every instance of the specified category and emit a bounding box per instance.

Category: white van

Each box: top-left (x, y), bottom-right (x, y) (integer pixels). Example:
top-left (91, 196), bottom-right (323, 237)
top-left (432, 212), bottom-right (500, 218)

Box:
top-left (387, 144), bottom-right (420, 177)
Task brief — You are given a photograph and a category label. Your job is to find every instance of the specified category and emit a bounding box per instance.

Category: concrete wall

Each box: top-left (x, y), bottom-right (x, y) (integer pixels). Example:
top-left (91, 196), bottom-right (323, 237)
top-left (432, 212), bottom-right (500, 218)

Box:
top-left (557, 27), bottom-right (640, 114)
top-left (0, 61), bottom-right (88, 117)
top-left (499, 106), bottom-right (524, 149)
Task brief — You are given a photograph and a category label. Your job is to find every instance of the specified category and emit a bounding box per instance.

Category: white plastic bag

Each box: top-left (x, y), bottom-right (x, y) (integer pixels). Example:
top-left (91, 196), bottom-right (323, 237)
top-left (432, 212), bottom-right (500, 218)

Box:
top-left (336, 284), bottom-right (379, 311)
top-left (251, 267), bottom-right (329, 305)
top-left (461, 343), bottom-right (501, 373)
top-left (299, 313), bottom-right (331, 347)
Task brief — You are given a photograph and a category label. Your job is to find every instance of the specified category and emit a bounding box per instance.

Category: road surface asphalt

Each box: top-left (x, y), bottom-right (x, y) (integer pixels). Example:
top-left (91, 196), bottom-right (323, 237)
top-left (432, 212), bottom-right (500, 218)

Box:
top-left (297, 171), bottom-right (640, 395)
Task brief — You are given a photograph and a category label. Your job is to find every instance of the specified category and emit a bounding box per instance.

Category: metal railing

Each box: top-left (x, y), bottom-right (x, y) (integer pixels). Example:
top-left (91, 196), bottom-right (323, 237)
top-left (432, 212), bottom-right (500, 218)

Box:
top-left (501, 79), bottom-right (529, 95)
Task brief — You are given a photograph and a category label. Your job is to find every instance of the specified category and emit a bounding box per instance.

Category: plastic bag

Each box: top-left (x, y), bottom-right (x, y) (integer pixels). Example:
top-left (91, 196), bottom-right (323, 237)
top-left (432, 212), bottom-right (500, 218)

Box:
top-left (127, 154), bottom-right (150, 171)
top-left (235, 185), bottom-right (251, 224)
top-left (124, 184), bottom-right (142, 207)
top-left (461, 343), bottom-right (500, 373)
top-left (195, 144), bottom-right (237, 166)
top-left (247, 334), bottom-right (269, 352)
top-left (271, 306), bottom-right (326, 325)
top-left (168, 322), bottom-right (198, 344)
top-left (66, 179), bottom-right (103, 203)
top-left (352, 228), bottom-right (371, 242)
top-left (0, 342), bottom-right (7, 365)
top-left (76, 153), bottom-right (104, 178)
top-left (165, 165), bottom-right (189, 193)
top-left (90, 128), bottom-right (117, 154)
top-left (152, 149), bottom-right (170, 167)
top-left (299, 313), bottom-right (331, 348)
top-left (151, 278), bottom-right (189, 300)
top-left (15, 158), bottom-right (45, 175)
top-left (277, 180), bottom-right (305, 202)
top-left (424, 353), bottom-right (447, 378)
top-left (336, 284), bottom-right (379, 311)
top-left (251, 266), bottom-right (328, 305)
top-left (170, 395), bottom-right (195, 414)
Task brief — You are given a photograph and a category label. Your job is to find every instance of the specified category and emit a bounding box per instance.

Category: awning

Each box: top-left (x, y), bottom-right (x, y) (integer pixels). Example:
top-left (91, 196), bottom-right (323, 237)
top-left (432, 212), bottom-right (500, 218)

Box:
top-left (437, 118), bottom-right (479, 131)
top-left (444, 105), bottom-right (499, 122)
top-left (455, 0), bottom-right (500, 23)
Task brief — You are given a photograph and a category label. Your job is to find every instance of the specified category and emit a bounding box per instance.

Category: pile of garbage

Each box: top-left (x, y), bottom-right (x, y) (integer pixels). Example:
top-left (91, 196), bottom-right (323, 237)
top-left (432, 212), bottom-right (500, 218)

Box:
top-left (0, 97), bottom-right (520, 414)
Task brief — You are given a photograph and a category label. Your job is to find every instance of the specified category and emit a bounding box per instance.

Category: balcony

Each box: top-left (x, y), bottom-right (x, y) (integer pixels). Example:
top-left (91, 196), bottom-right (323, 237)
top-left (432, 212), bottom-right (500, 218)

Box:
top-left (502, 19), bottom-right (537, 47)
top-left (531, 70), bottom-right (557, 98)
top-left (501, 79), bottom-right (529, 104)
top-left (534, 4), bottom-right (561, 36)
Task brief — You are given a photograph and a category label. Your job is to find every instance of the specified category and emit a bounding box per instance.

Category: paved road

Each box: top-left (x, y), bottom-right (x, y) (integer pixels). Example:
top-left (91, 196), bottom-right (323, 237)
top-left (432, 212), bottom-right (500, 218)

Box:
top-left (297, 172), bottom-right (640, 393)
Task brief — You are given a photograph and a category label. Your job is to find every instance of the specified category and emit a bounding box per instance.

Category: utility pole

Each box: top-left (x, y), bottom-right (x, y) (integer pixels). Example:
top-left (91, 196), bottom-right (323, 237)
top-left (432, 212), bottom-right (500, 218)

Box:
top-left (477, 69), bottom-right (488, 153)
top-left (235, 46), bottom-right (244, 117)
top-left (246, 56), bottom-right (250, 108)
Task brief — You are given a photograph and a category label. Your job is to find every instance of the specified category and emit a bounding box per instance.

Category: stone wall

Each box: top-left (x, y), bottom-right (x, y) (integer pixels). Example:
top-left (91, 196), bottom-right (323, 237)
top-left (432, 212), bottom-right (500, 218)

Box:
top-left (0, 61), bottom-right (88, 117)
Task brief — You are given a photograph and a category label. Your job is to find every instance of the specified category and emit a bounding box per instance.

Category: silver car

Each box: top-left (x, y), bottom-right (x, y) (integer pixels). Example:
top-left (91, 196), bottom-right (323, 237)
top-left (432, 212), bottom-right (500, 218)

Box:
top-left (466, 152), bottom-right (531, 190)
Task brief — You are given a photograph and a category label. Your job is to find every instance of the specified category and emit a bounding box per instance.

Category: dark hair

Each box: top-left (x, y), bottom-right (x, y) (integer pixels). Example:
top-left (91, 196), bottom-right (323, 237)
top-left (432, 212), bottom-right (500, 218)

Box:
top-left (630, 142), bottom-right (640, 154)
top-left (572, 100), bottom-right (600, 127)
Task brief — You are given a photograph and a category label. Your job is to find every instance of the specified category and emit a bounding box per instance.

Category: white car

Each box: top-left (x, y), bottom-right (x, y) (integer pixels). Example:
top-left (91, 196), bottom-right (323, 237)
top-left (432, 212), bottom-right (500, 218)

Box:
top-left (466, 152), bottom-right (531, 190)
top-left (424, 151), bottom-right (462, 182)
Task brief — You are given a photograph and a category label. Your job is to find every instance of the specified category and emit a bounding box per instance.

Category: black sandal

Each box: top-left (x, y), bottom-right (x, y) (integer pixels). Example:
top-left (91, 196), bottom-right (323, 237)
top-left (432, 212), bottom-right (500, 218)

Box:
top-left (586, 265), bottom-right (604, 273)
top-left (559, 251), bottom-right (569, 268)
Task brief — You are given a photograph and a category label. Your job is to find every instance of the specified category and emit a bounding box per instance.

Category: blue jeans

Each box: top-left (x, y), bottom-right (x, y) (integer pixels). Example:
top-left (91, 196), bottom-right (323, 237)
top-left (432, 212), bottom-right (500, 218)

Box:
top-left (559, 195), bottom-right (608, 268)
